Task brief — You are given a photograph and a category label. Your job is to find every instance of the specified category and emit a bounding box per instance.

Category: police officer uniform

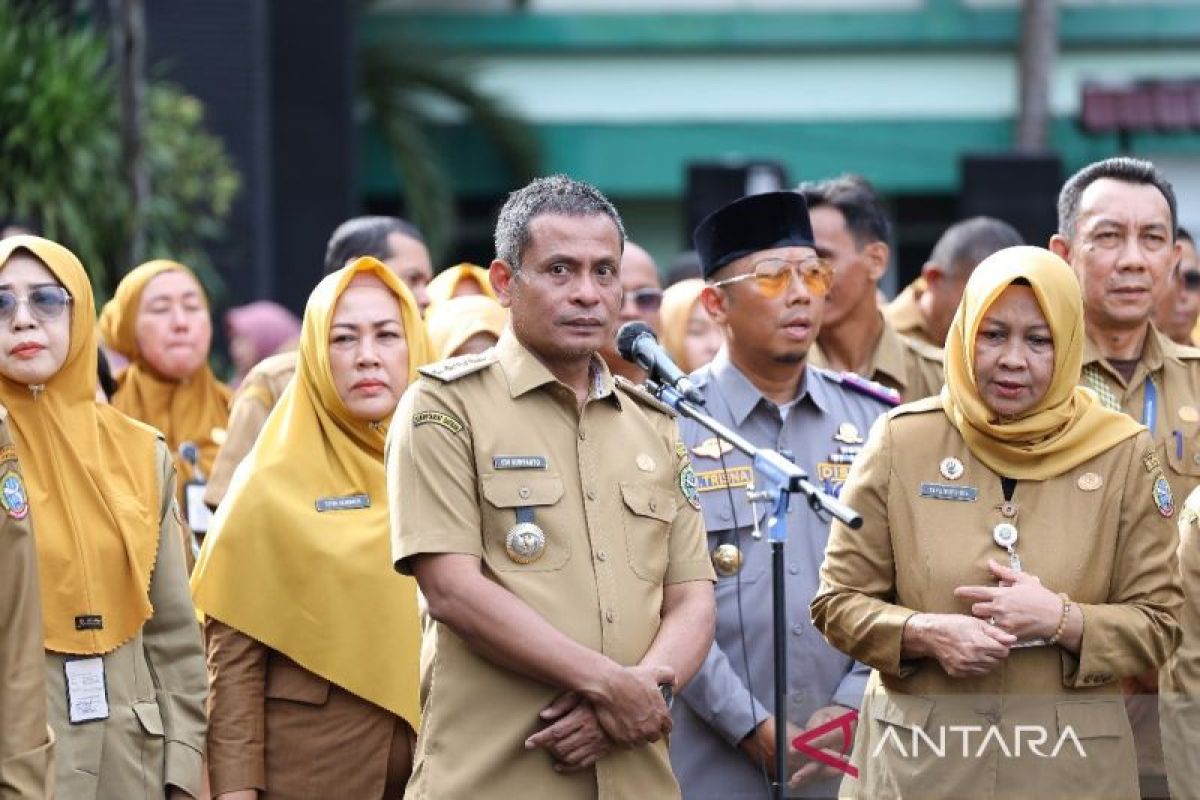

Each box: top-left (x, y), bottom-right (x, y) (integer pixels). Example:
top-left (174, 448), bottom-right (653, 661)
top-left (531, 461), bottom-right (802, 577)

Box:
top-left (666, 192), bottom-right (892, 799)
top-left (389, 330), bottom-right (714, 800)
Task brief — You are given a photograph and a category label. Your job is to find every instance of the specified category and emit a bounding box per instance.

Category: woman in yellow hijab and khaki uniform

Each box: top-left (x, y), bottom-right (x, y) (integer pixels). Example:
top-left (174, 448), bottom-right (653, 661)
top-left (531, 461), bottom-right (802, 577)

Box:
top-left (192, 258), bottom-right (429, 799)
top-left (0, 236), bottom-right (208, 799)
top-left (99, 260), bottom-right (232, 521)
top-left (811, 247), bottom-right (1181, 800)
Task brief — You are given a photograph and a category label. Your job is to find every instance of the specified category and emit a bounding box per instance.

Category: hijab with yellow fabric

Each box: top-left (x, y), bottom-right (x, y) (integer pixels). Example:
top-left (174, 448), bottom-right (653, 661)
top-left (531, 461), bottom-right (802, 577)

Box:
top-left (0, 236), bottom-right (161, 654)
top-left (941, 246), bottom-right (1143, 480)
top-left (98, 259), bottom-right (231, 486)
top-left (660, 278), bottom-right (706, 373)
top-left (425, 293), bottom-right (507, 360)
top-left (425, 262), bottom-right (497, 310)
top-left (191, 257), bottom-right (430, 725)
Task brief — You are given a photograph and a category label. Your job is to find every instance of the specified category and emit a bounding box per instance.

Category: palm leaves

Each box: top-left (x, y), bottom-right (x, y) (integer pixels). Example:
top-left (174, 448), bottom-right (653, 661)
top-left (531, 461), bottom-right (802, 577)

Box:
top-left (358, 37), bottom-right (540, 261)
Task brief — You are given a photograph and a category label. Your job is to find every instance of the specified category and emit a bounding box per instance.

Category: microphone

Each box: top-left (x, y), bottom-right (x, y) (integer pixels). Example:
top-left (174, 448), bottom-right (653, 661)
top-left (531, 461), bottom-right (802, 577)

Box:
top-left (616, 322), bottom-right (704, 405)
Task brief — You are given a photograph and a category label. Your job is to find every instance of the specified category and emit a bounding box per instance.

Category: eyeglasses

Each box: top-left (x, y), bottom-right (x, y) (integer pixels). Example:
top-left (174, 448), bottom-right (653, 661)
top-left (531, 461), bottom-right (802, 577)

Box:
top-left (626, 287), bottom-right (664, 312)
top-left (0, 286), bottom-right (73, 323)
top-left (1182, 269), bottom-right (1200, 293)
top-left (710, 257), bottom-right (834, 299)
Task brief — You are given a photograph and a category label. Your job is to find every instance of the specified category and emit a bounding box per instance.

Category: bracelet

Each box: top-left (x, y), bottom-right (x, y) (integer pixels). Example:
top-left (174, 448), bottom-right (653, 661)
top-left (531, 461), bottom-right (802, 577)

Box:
top-left (1048, 593), bottom-right (1071, 645)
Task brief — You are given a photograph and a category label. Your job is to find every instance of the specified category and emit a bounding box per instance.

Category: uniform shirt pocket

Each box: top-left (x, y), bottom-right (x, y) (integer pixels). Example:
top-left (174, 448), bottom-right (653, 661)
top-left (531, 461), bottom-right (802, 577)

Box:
top-left (480, 473), bottom-right (568, 572)
top-left (131, 701), bottom-right (165, 736)
top-left (620, 482), bottom-right (674, 583)
top-left (265, 655), bottom-right (332, 706)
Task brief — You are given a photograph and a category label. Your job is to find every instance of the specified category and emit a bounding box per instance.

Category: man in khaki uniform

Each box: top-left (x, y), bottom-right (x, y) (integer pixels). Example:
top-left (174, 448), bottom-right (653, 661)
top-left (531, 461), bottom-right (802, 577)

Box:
top-left (0, 414), bottom-right (53, 800)
top-left (389, 175), bottom-right (716, 799)
top-left (885, 216), bottom-right (1023, 348)
top-left (1048, 156), bottom-right (1197, 800)
top-left (798, 175), bottom-right (944, 403)
top-left (204, 215), bottom-right (432, 507)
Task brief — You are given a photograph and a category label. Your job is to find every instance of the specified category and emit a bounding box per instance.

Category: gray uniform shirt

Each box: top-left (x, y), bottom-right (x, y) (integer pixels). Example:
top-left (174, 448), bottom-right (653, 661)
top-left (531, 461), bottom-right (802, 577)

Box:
top-left (669, 351), bottom-right (890, 799)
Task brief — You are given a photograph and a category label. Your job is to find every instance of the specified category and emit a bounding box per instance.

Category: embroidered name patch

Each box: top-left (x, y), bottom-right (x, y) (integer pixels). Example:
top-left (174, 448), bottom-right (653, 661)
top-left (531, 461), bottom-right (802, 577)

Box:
top-left (919, 482), bottom-right (978, 502)
top-left (493, 456), bottom-right (547, 470)
top-left (695, 466), bottom-right (754, 493)
top-left (413, 410), bottom-right (464, 434)
top-left (0, 444), bottom-right (16, 463)
top-left (315, 494), bottom-right (371, 512)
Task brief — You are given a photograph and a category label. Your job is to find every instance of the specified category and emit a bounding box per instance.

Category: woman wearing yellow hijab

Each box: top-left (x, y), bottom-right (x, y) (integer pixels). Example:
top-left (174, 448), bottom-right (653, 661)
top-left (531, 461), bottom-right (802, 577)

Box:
top-left (99, 259), bottom-right (232, 507)
top-left (424, 262), bottom-right (496, 310)
top-left (659, 278), bottom-right (723, 374)
top-left (811, 247), bottom-right (1181, 799)
top-left (424, 293), bottom-right (507, 360)
top-left (193, 257), bottom-right (430, 799)
top-left (0, 236), bottom-right (207, 799)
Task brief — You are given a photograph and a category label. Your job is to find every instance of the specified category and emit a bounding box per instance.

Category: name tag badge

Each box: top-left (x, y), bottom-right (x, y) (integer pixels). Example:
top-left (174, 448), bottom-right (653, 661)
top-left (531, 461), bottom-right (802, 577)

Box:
top-left (64, 657), bottom-right (110, 724)
top-left (185, 481), bottom-right (213, 534)
top-left (315, 493), bottom-right (371, 512)
top-left (919, 482), bottom-right (978, 502)
top-left (492, 455), bottom-right (548, 470)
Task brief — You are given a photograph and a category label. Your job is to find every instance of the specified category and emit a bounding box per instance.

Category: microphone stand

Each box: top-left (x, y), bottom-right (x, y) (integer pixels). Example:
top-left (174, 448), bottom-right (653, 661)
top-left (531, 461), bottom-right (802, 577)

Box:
top-left (647, 379), bottom-right (862, 800)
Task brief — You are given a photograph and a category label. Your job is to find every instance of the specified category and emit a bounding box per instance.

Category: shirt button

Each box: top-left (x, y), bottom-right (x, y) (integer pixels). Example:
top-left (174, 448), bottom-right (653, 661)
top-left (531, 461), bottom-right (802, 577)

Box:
top-left (788, 562), bottom-right (799, 575)
top-left (518, 487), bottom-right (531, 499)
top-left (606, 609), bottom-right (615, 623)
top-left (649, 500), bottom-right (658, 513)
top-left (791, 624), bottom-right (804, 637)
top-left (586, 489), bottom-right (597, 501)
top-left (596, 550), bottom-right (607, 561)
top-left (579, 430), bottom-right (587, 441)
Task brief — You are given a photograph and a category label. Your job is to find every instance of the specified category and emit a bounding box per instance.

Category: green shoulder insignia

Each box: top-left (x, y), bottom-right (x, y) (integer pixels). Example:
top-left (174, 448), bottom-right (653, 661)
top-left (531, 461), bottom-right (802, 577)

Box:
top-left (418, 351), bottom-right (498, 382)
top-left (614, 376), bottom-right (678, 417)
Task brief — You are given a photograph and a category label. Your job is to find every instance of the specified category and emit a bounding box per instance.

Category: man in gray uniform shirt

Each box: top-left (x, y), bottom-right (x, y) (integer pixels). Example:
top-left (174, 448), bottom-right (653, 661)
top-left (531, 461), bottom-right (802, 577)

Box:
top-left (669, 191), bottom-right (893, 799)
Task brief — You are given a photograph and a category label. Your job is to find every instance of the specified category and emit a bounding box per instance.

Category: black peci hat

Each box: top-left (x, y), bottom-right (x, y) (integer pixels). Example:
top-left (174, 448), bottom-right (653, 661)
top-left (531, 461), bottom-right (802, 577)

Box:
top-left (692, 191), bottom-right (816, 279)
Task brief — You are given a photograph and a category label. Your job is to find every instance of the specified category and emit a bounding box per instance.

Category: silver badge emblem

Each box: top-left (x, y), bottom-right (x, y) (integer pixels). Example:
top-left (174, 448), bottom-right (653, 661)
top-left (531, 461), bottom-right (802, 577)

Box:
top-left (505, 522), bottom-right (546, 564)
top-left (939, 457), bottom-right (965, 481)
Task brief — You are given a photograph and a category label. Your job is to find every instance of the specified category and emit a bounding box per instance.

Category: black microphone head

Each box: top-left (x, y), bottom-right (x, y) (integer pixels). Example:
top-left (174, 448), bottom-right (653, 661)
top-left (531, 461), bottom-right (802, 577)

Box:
top-left (616, 321), bottom-right (655, 363)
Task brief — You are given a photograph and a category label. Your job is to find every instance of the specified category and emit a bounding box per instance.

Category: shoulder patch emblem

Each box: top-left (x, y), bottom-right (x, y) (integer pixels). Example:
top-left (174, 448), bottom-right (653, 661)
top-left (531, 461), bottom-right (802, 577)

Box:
top-left (413, 410), bottom-right (464, 434)
top-left (614, 376), bottom-right (678, 417)
top-left (679, 462), bottom-right (701, 510)
top-left (1153, 473), bottom-right (1175, 518)
top-left (834, 371), bottom-right (901, 407)
top-left (418, 351), bottom-right (497, 382)
top-left (0, 470), bottom-right (29, 520)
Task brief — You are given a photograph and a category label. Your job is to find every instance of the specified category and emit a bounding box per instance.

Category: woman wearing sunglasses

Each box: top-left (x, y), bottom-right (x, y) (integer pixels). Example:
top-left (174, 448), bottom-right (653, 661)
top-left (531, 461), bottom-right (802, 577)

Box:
top-left (812, 246), bottom-right (1182, 799)
top-left (0, 236), bottom-right (207, 799)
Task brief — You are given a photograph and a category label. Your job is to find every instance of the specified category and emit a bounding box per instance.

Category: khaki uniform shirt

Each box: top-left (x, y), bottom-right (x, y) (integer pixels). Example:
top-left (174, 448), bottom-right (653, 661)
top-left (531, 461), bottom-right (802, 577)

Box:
top-left (46, 440), bottom-right (208, 799)
top-left (883, 279), bottom-right (937, 347)
top-left (204, 619), bottom-right (414, 798)
top-left (1079, 326), bottom-right (1200, 792)
top-left (811, 315), bottom-right (944, 403)
top-left (1079, 326), bottom-right (1200, 507)
top-left (812, 401), bottom-right (1182, 800)
top-left (389, 330), bottom-right (714, 800)
top-left (204, 351), bottom-right (298, 508)
top-left (1163, 488), bottom-right (1200, 800)
top-left (0, 412), bottom-right (53, 800)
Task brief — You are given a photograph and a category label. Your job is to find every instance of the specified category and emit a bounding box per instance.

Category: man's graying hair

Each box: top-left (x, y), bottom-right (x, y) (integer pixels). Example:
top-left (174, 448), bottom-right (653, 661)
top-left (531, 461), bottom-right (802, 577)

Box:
top-left (494, 175), bottom-right (625, 269)
top-left (1057, 157), bottom-right (1178, 241)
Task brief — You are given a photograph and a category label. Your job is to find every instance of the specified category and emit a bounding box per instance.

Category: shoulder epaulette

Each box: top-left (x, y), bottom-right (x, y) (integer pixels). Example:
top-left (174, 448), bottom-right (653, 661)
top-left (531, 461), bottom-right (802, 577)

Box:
top-left (889, 395), bottom-right (943, 418)
top-left (832, 371), bottom-right (902, 407)
top-left (900, 334), bottom-right (944, 363)
top-left (418, 351), bottom-right (498, 382)
top-left (614, 376), bottom-right (678, 417)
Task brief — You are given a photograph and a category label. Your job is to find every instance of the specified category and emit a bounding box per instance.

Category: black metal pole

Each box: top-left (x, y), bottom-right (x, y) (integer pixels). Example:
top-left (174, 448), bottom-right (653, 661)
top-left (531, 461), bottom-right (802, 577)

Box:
top-left (772, 539), bottom-right (787, 800)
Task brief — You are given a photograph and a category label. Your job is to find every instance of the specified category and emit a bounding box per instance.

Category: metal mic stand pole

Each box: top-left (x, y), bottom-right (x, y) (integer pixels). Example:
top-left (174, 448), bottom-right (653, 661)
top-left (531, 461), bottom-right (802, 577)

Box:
top-left (647, 380), bottom-right (862, 800)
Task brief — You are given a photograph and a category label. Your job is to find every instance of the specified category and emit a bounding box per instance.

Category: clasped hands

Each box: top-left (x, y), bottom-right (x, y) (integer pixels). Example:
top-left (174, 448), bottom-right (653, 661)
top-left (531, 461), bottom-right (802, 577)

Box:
top-left (906, 558), bottom-right (1066, 678)
top-left (524, 663), bottom-right (674, 772)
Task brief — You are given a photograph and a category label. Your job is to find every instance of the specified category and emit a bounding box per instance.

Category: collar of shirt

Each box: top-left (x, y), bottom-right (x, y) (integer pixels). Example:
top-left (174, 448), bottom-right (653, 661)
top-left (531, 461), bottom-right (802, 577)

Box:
top-left (495, 328), bottom-right (621, 407)
top-left (1082, 322), bottom-right (1168, 385)
top-left (810, 314), bottom-right (909, 393)
top-left (886, 279), bottom-right (931, 342)
top-left (703, 347), bottom-right (832, 426)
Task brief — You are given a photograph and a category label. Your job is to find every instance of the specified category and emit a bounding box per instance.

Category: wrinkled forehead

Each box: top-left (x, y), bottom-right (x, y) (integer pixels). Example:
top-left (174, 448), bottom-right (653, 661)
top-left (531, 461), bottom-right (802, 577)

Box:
top-left (1077, 178), bottom-right (1173, 230)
